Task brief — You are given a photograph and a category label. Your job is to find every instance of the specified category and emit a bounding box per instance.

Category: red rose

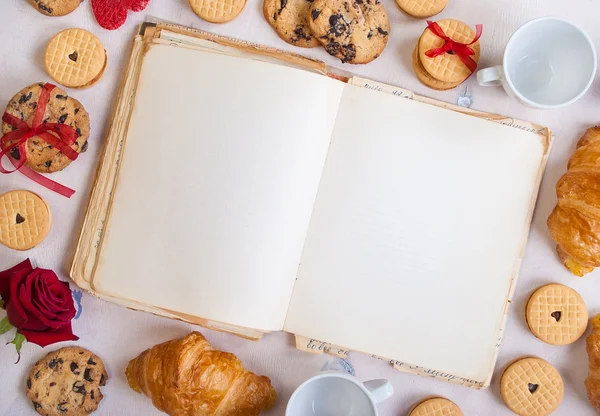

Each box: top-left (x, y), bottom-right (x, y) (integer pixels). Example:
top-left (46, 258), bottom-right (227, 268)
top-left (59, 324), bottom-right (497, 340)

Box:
top-left (0, 259), bottom-right (78, 347)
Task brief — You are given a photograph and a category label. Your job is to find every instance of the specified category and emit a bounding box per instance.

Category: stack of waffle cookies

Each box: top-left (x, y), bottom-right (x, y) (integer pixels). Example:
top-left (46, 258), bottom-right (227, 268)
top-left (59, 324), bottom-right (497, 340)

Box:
top-left (413, 19), bottom-right (480, 90)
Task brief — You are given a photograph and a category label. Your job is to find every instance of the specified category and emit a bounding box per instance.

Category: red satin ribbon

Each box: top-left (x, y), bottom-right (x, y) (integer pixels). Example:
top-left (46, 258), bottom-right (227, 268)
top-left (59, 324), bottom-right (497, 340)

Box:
top-left (0, 83), bottom-right (79, 198)
top-left (424, 20), bottom-right (483, 74)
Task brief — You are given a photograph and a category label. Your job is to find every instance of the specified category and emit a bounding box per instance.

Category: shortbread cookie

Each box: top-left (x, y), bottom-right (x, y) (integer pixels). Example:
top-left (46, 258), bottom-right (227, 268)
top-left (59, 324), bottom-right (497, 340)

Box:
top-left (26, 347), bottom-right (108, 416)
top-left (0, 190), bottom-right (51, 251)
top-left (500, 357), bottom-right (564, 416)
top-left (418, 19), bottom-right (480, 83)
top-left (28, 0), bottom-right (82, 16)
top-left (396, 0), bottom-right (446, 18)
top-left (2, 83), bottom-right (89, 173)
top-left (309, 0), bottom-right (390, 64)
top-left (408, 396), bottom-right (463, 416)
top-left (412, 45), bottom-right (462, 90)
top-left (189, 0), bottom-right (247, 23)
top-left (45, 29), bottom-right (107, 89)
top-left (264, 0), bottom-right (319, 48)
top-left (526, 283), bottom-right (588, 346)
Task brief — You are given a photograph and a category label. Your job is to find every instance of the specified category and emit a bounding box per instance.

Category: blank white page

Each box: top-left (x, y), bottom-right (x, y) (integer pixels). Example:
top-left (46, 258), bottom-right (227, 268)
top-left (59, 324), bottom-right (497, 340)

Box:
top-left (94, 43), bottom-right (344, 331)
top-left (284, 84), bottom-right (545, 382)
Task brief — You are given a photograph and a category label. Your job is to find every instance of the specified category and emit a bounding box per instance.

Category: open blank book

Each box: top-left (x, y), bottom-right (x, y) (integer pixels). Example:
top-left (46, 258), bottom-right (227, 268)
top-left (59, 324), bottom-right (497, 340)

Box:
top-left (71, 23), bottom-right (552, 389)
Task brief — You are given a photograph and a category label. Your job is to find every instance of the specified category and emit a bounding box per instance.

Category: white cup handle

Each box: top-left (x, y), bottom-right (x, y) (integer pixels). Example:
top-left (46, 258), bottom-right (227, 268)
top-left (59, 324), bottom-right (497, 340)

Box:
top-left (477, 65), bottom-right (504, 87)
top-left (363, 379), bottom-right (394, 404)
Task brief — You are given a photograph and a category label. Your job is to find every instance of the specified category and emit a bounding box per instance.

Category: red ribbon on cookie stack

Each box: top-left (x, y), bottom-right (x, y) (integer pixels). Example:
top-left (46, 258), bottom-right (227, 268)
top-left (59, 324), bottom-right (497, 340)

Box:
top-left (0, 83), bottom-right (78, 198)
top-left (424, 20), bottom-right (483, 73)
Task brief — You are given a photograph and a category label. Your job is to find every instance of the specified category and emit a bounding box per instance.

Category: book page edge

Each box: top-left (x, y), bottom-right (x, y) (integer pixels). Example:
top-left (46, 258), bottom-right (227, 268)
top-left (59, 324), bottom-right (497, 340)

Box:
top-left (81, 288), bottom-right (266, 340)
top-left (294, 335), bottom-right (485, 389)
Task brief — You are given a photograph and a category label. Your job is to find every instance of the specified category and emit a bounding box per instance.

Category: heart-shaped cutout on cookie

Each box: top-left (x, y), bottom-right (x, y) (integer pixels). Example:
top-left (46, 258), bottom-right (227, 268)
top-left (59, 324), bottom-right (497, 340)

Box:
top-left (551, 311), bottom-right (562, 322)
top-left (91, 0), bottom-right (151, 30)
top-left (15, 213), bottom-right (25, 224)
top-left (68, 51), bottom-right (78, 62)
top-left (528, 383), bottom-right (538, 394)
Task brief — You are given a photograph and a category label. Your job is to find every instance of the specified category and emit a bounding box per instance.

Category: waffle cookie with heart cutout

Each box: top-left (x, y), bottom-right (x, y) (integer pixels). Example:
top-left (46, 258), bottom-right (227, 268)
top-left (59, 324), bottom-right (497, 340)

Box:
top-left (45, 28), bottom-right (107, 89)
top-left (500, 357), bottom-right (564, 416)
top-left (526, 283), bottom-right (588, 346)
top-left (0, 190), bottom-right (51, 251)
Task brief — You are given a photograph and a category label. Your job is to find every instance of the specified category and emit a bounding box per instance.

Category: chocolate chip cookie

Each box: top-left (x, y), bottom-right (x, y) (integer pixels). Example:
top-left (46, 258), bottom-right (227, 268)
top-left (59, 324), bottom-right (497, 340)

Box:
top-left (309, 0), bottom-right (390, 64)
top-left (264, 0), bottom-right (320, 48)
top-left (26, 347), bottom-right (108, 416)
top-left (2, 83), bottom-right (89, 174)
top-left (27, 0), bottom-right (83, 16)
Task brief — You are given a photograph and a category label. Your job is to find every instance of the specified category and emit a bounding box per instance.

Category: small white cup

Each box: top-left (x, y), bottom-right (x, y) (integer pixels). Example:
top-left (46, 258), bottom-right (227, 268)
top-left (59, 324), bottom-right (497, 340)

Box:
top-left (286, 372), bottom-right (394, 416)
top-left (477, 17), bottom-right (597, 109)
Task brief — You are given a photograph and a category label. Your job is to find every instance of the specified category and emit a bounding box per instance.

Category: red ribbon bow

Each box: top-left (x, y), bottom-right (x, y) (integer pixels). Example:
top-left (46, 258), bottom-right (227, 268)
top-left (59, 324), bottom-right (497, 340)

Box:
top-left (0, 83), bottom-right (79, 198)
top-left (424, 21), bottom-right (483, 74)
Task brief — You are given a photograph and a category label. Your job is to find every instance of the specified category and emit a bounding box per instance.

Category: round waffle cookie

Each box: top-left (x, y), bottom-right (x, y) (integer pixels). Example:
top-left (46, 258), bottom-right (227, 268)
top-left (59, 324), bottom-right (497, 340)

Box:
top-left (418, 19), bottom-right (480, 83)
top-left (0, 190), bottom-right (51, 251)
top-left (189, 0), bottom-right (247, 23)
top-left (500, 357), bottom-right (564, 416)
top-left (396, 0), bottom-right (447, 18)
top-left (412, 45), bottom-right (462, 90)
top-left (526, 283), bottom-right (588, 346)
top-left (408, 397), bottom-right (463, 416)
top-left (264, 0), bottom-right (319, 48)
top-left (45, 28), bottom-right (107, 89)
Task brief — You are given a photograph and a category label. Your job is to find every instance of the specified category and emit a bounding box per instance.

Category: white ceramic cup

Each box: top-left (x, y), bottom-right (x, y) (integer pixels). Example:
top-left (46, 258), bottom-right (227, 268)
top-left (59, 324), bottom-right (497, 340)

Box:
top-left (477, 17), bottom-right (597, 108)
top-left (286, 372), bottom-right (393, 416)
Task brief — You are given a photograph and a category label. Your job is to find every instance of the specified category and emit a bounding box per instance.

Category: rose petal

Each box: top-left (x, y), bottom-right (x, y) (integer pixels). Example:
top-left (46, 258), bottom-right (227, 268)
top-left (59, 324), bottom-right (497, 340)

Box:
top-left (55, 282), bottom-right (76, 322)
top-left (17, 284), bottom-right (53, 330)
top-left (5, 275), bottom-right (29, 328)
top-left (32, 278), bottom-right (56, 315)
top-left (43, 280), bottom-right (73, 317)
top-left (24, 273), bottom-right (58, 319)
top-left (38, 278), bottom-right (62, 307)
top-left (30, 277), bottom-right (75, 326)
top-left (20, 323), bottom-right (79, 347)
top-left (0, 259), bottom-right (33, 303)
top-left (46, 282), bottom-right (65, 305)
top-left (32, 296), bottom-right (54, 317)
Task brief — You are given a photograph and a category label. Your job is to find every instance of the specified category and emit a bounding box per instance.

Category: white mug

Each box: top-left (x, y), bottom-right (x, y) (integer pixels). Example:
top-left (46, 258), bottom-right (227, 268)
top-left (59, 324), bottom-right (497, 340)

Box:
top-left (477, 17), bottom-right (597, 108)
top-left (286, 372), bottom-right (394, 416)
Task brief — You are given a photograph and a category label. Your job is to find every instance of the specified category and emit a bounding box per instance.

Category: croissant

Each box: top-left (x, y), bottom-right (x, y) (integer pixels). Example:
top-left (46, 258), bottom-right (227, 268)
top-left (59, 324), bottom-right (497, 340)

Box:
top-left (586, 314), bottom-right (600, 412)
top-left (126, 332), bottom-right (276, 415)
top-left (547, 126), bottom-right (600, 276)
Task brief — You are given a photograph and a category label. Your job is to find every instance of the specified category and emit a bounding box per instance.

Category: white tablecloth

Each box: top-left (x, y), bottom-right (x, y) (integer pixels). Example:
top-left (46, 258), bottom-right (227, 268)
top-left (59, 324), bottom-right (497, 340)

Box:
top-left (1, 0), bottom-right (600, 414)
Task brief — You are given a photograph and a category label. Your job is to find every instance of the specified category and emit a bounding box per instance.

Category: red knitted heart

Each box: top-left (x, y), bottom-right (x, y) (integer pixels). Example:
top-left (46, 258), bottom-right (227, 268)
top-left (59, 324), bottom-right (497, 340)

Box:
top-left (91, 0), bottom-right (150, 30)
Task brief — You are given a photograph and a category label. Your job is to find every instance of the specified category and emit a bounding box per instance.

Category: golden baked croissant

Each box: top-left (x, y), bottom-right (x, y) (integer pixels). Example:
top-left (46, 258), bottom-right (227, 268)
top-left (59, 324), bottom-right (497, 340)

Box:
top-left (126, 332), bottom-right (276, 415)
top-left (548, 126), bottom-right (600, 276)
top-left (586, 314), bottom-right (600, 412)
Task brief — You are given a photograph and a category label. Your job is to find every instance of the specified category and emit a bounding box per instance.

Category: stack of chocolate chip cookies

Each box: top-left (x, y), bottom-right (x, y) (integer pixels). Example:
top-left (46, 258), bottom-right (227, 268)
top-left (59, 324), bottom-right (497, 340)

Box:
top-left (264, 0), bottom-right (390, 64)
top-left (413, 19), bottom-right (481, 90)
